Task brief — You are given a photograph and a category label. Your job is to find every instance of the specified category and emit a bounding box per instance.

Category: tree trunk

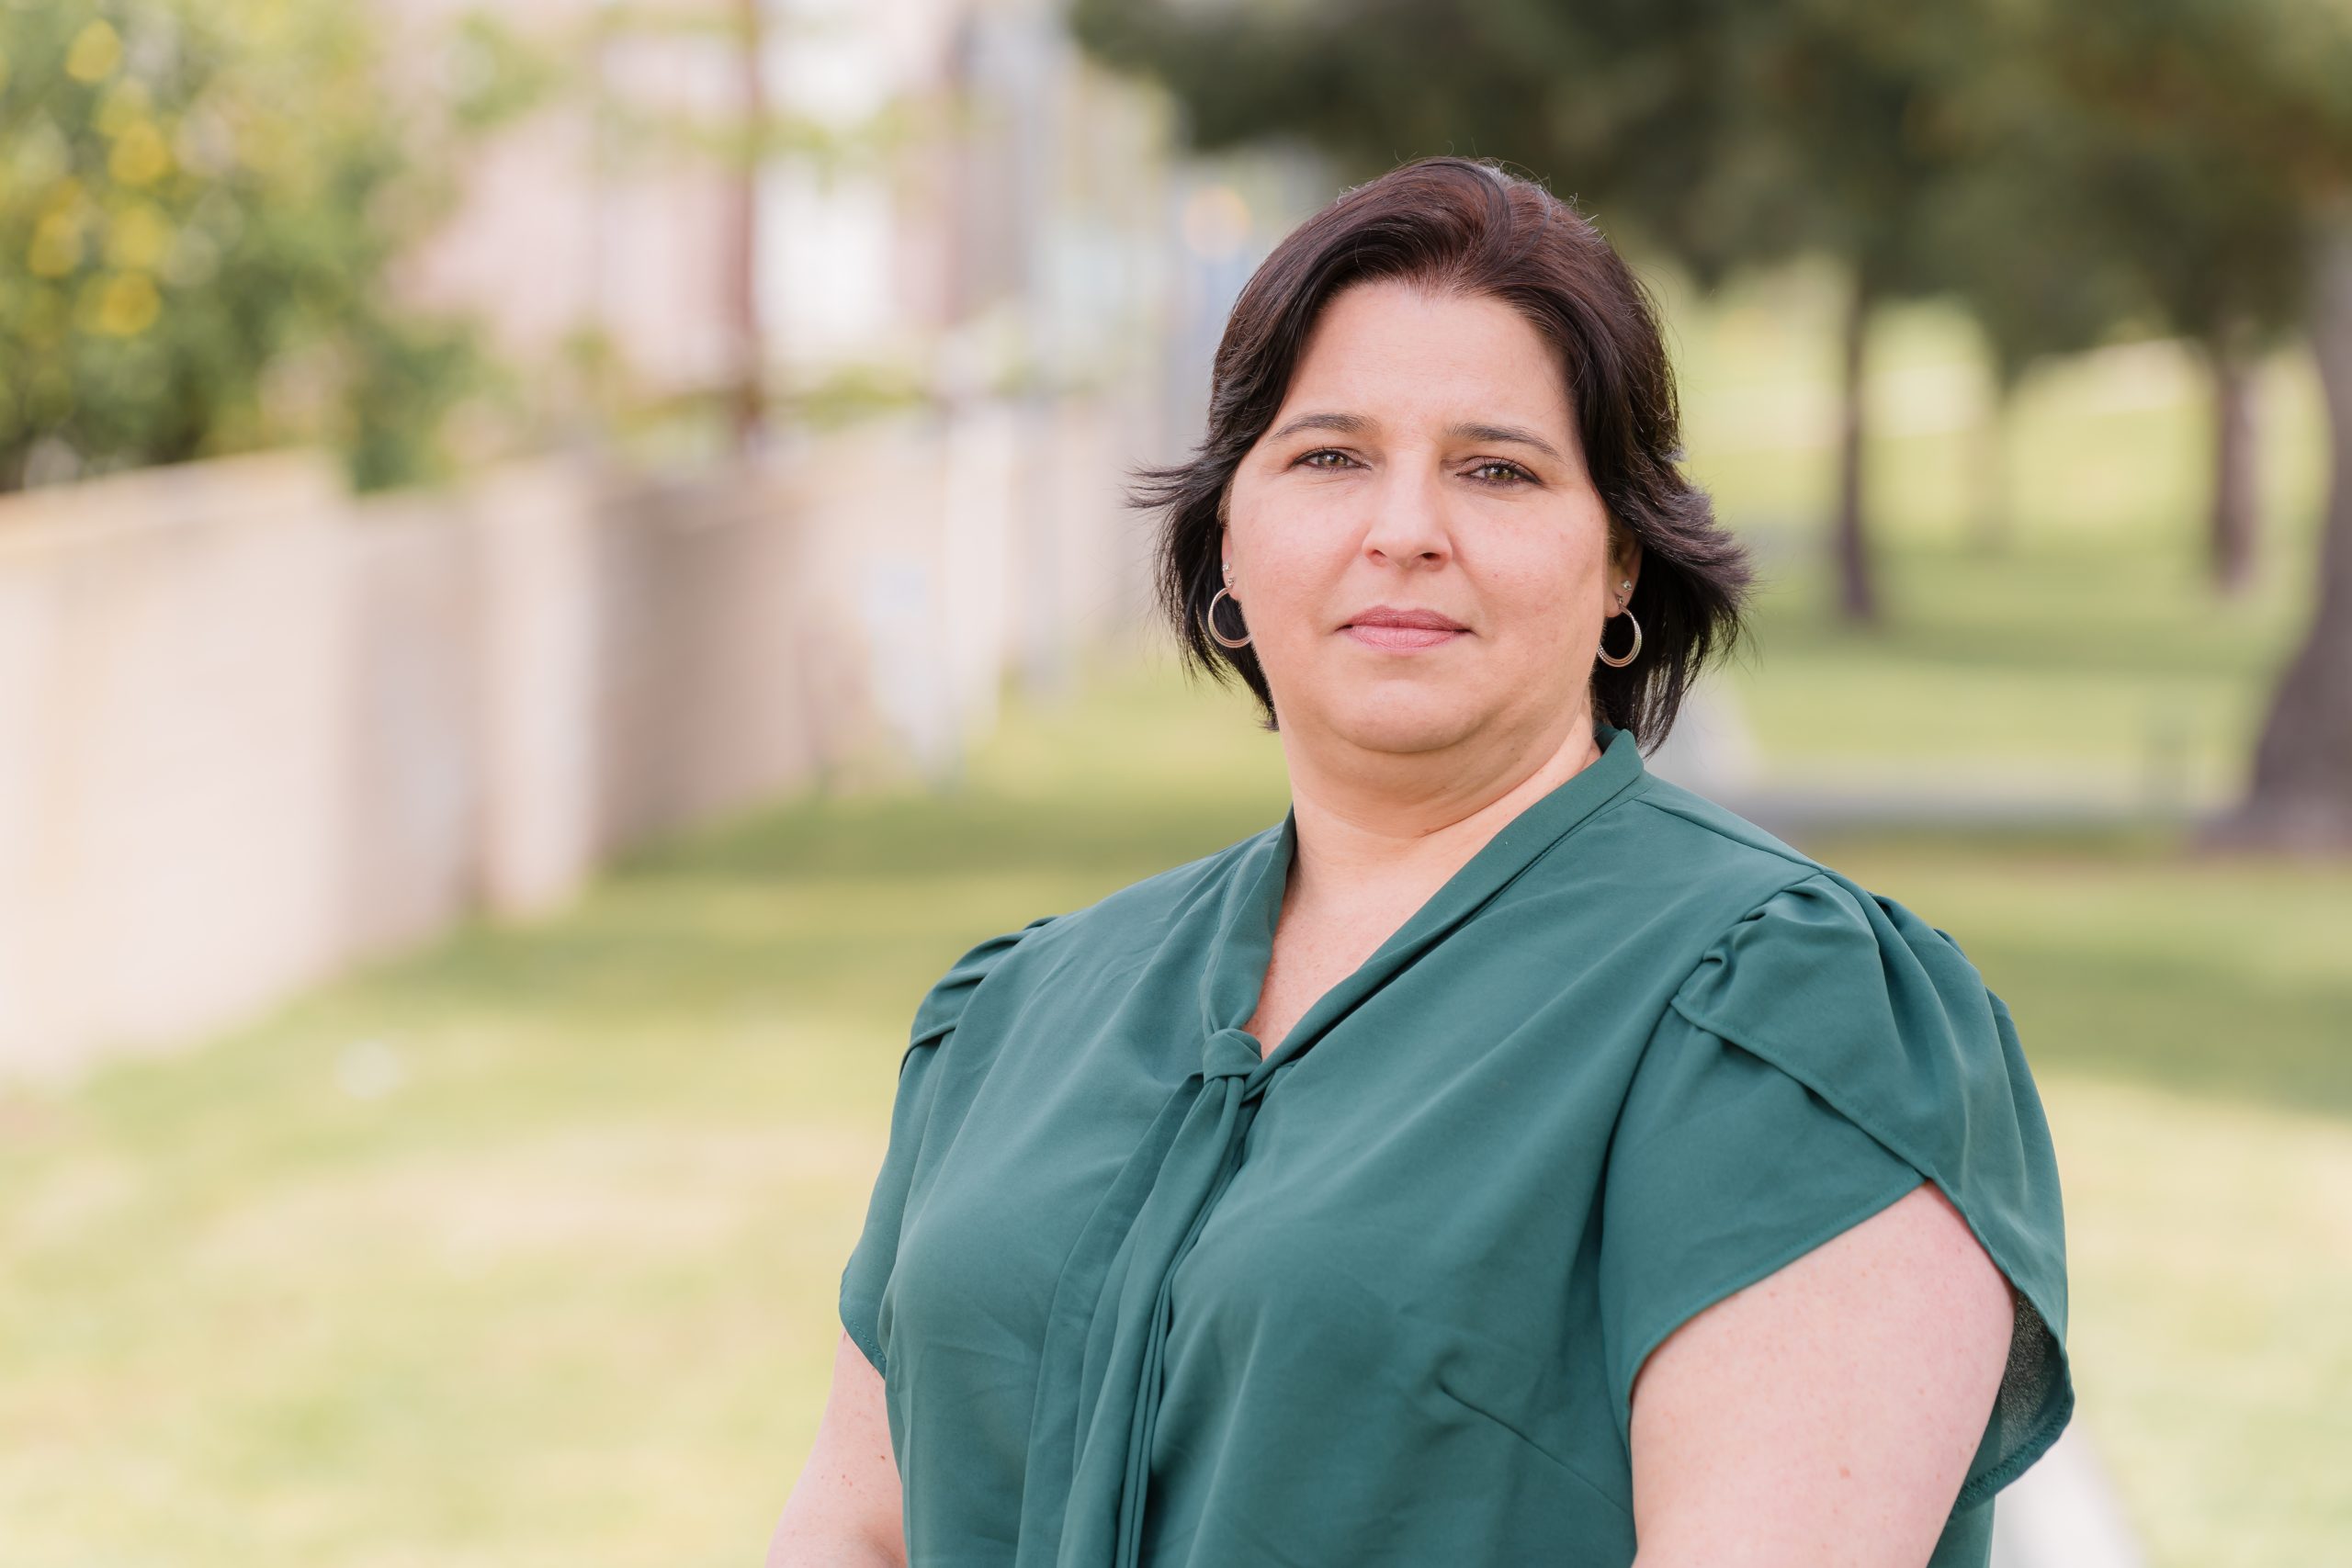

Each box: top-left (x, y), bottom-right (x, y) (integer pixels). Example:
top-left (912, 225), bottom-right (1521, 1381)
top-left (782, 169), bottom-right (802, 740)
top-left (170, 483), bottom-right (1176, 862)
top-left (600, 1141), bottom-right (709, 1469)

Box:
top-left (2204, 311), bottom-right (2262, 597)
top-left (1833, 268), bottom-right (1881, 623)
top-left (1971, 374), bottom-right (2012, 557)
top-left (2203, 209), bottom-right (2352, 852)
top-left (726, 0), bottom-right (766, 454)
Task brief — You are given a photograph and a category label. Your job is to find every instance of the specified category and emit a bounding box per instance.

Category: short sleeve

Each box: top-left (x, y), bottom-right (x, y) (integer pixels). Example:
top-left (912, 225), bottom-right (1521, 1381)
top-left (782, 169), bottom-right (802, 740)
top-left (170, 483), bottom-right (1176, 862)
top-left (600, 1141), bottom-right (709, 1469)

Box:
top-left (839, 913), bottom-right (1057, 1376)
top-left (1598, 871), bottom-right (2075, 1511)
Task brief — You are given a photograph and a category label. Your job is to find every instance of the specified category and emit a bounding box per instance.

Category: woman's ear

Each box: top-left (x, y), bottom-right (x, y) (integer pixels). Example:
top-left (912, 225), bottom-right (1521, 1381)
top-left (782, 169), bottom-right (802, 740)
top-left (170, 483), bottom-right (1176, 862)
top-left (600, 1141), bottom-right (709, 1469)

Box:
top-left (1612, 526), bottom-right (1644, 598)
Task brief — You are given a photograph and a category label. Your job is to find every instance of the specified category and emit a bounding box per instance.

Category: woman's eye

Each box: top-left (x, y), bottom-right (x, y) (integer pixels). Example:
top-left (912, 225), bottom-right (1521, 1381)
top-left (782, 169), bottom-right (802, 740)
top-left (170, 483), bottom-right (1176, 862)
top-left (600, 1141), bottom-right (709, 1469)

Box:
top-left (1293, 450), bottom-right (1531, 484)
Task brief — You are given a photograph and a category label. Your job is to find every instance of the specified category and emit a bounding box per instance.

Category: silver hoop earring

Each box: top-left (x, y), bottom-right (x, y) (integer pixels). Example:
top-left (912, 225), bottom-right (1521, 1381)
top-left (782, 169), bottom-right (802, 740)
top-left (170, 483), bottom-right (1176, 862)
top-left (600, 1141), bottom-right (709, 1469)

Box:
top-left (1597, 604), bottom-right (1642, 668)
top-left (1204, 586), bottom-right (1252, 649)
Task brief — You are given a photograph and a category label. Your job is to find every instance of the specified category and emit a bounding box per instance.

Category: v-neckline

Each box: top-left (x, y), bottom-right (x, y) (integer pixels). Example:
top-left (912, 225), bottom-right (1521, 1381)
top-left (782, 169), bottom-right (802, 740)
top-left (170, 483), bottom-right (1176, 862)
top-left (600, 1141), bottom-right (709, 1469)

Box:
top-left (1196, 721), bottom-right (1649, 1078)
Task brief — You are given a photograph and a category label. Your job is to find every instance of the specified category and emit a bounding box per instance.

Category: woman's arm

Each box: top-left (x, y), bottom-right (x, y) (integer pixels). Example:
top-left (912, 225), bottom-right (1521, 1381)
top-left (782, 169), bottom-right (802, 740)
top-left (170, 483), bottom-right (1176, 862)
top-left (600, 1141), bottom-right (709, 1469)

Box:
top-left (1626, 1179), bottom-right (2017, 1568)
top-left (765, 1329), bottom-right (909, 1568)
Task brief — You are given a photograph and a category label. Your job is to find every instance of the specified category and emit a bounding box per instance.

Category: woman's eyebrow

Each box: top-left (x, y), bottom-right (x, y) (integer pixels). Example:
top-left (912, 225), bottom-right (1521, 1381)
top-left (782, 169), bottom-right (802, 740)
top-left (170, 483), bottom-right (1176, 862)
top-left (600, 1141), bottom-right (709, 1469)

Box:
top-left (1266, 411), bottom-right (1565, 464)
top-left (1444, 421), bottom-right (1566, 462)
top-left (1267, 411), bottom-right (1374, 442)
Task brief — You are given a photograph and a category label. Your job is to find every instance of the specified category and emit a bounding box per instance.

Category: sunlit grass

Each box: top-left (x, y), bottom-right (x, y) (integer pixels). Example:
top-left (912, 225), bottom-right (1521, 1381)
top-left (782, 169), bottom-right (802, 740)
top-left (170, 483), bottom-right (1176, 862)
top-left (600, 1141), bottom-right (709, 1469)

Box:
top-left (2035, 1072), bottom-right (2352, 1568)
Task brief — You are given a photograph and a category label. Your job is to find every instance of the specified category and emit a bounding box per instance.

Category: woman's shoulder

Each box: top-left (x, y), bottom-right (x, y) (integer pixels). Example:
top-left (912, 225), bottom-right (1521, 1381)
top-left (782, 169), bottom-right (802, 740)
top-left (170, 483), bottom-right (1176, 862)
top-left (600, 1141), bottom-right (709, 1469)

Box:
top-left (1609, 773), bottom-right (1997, 1071)
top-left (1069, 818), bottom-right (1285, 934)
top-left (1577, 773), bottom-right (2038, 1179)
top-left (912, 819), bottom-right (1280, 1027)
top-left (1609, 769), bottom-right (1831, 887)
top-left (1587, 769), bottom-right (1980, 966)
top-left (1514, 768), bottom-right (1845, 977)
top-left (1610, 773), bottom-right (1981, 988)
top-left (1665, 865), bottom-right (2002, 1085)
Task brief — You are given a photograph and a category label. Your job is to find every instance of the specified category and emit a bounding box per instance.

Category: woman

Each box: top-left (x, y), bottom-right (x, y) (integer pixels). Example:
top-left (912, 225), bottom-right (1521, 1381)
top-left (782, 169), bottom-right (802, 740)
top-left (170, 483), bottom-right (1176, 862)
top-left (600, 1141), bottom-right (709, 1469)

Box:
top-left (771, 155), bottom-right (2073, 1568)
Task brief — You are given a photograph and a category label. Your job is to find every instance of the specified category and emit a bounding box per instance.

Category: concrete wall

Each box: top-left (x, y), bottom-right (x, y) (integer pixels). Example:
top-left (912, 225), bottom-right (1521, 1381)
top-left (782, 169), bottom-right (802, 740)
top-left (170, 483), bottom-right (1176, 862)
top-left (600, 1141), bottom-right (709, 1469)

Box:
top-left (0, 392), bottom-right (1158, 1082)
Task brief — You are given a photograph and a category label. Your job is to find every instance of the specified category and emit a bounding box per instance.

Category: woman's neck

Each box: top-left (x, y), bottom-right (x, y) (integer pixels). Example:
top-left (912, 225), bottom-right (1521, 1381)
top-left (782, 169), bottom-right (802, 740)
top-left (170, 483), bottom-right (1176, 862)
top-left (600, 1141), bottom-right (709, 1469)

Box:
top-left (1278, 716), bottom-right (1604, 912)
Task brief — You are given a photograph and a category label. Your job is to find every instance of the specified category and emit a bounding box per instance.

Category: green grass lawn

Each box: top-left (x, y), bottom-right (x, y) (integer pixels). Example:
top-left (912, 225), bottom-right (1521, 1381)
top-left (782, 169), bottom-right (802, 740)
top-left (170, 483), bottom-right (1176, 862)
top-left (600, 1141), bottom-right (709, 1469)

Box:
top-left (2, 265), bottom-right (2347, 1565)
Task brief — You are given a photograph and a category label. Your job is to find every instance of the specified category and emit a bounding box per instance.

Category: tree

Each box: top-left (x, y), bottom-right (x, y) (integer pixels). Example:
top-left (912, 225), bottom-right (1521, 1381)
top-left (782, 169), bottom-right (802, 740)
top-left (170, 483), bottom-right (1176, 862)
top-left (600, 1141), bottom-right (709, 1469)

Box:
top-left (2021, 0), bottom-right (2352, 848)
top-left (572, 2), bottom-right (921, 449)
top-left (0, 2), bottom-right (541, 491)
top-left (1939, 28), bottom-right (2308, 581)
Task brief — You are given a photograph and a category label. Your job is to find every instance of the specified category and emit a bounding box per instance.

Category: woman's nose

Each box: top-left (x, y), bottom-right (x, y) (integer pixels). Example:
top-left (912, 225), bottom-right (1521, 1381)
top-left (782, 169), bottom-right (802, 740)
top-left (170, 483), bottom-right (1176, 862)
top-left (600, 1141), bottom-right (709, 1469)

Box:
top-left (1358, 463), bottom-right (1452, 567)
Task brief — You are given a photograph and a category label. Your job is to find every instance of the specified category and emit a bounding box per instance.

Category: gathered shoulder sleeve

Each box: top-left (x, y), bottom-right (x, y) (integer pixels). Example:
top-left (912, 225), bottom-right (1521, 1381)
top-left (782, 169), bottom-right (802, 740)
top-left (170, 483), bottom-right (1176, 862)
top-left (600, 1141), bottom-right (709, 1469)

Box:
top-left (1598, 870), bottom-right (2074, 1510)
top-left (839, 913), bottom-right (1058, 1375)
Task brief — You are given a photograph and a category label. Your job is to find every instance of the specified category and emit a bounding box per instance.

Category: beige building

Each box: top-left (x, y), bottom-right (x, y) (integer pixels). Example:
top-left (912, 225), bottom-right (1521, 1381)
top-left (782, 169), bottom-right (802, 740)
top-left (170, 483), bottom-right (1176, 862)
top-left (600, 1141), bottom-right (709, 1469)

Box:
top-left (379, 0), bottom-right (1250, 447)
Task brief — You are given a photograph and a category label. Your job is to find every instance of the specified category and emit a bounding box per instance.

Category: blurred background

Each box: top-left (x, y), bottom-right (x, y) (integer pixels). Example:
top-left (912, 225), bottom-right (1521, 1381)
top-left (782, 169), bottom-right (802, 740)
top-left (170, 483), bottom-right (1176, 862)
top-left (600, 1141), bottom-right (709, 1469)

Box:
top-left (0, 0), bottom-right (2346, 1563)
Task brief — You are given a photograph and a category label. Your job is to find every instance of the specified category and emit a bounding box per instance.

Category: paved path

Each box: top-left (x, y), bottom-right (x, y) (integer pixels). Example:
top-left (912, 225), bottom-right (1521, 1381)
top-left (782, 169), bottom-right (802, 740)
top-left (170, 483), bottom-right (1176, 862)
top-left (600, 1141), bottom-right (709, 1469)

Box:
top-left (1643, 679), bottom-right (2211, 836)
top-left (1992, 1421), bottom-right (2148, 1568)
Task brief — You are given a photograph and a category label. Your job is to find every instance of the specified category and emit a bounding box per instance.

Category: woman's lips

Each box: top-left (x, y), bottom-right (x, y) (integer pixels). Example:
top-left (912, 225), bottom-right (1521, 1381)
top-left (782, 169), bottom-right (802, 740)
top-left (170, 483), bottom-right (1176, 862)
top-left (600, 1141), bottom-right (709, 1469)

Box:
top-left (1342, 622), bottom-right (1465, 651)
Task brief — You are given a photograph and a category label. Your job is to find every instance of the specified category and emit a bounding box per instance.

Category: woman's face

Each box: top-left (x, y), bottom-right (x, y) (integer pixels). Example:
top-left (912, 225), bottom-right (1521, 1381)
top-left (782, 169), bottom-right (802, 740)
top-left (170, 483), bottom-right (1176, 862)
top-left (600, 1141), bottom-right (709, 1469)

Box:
top-left (1222, 278), bottom-right (1638, 765)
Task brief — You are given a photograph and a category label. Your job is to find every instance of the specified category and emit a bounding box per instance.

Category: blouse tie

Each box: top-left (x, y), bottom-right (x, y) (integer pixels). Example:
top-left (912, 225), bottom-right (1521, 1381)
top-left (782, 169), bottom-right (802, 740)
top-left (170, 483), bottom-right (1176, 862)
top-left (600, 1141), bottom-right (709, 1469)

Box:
top-left (1019, 1026), bottom-right (1286, 1568)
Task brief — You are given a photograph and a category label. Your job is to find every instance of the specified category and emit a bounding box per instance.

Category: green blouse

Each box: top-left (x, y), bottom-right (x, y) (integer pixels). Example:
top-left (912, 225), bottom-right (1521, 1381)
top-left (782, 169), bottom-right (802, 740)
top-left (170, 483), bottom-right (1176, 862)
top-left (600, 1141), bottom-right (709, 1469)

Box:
top-left (840, 720), bottom-right (2073, 1567)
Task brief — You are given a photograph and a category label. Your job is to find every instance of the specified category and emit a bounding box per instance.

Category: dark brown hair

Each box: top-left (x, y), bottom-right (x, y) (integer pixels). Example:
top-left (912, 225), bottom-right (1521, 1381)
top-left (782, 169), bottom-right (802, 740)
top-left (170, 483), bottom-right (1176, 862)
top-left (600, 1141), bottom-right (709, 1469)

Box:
top-left (1126, 154), bottom-right (1756, 750)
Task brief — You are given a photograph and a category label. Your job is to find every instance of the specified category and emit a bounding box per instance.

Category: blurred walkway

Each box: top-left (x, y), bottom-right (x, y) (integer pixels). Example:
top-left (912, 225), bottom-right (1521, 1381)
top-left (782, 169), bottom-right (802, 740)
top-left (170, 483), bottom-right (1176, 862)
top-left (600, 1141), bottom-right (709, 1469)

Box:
top-left (1992, 1422), bottom-right (2148, 1568)
top-left (1646, 681), bottom-right (2201, 836)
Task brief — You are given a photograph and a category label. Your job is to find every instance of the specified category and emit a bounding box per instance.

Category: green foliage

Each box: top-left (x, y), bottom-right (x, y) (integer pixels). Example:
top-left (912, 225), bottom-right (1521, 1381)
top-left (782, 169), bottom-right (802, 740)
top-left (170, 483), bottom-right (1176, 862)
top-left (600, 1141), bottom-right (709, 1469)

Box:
top-left (1067, 0), bottom-right (1884, 285)
top-left (1894, 1), bottom-right (2325, 383)
top-left (0, 1), bottom-right (547, 492)
top-left (1070, 0), bottom-right (2352, 381)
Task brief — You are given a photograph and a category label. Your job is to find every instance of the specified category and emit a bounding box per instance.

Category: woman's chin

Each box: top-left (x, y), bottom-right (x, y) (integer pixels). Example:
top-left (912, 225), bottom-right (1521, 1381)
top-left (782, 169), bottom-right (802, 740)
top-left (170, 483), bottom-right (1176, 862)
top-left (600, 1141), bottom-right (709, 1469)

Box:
top-left (1321, 698), bottom-right (1491, 758)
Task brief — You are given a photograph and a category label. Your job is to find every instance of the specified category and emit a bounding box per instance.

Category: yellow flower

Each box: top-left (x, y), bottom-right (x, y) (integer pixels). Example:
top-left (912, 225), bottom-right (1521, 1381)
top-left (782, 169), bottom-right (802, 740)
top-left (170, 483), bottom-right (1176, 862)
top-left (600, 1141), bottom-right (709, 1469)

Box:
top-left (65, 19), bottom-right (122, 84)
top-left (108, 122), bottom-right (173, 186)
top-left (107, 204), bottom-right (175, 272)
top-left (28, 211), bottom-right (83, 278)
top-left (92, 273), bottom-right (162, 337)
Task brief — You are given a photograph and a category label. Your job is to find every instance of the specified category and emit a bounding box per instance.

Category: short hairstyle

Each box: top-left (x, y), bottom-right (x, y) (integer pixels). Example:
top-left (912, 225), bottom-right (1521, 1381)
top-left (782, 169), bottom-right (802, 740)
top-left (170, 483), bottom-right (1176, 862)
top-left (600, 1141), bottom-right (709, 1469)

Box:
top-left (1125, 154), bottom-right (1756, 749)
